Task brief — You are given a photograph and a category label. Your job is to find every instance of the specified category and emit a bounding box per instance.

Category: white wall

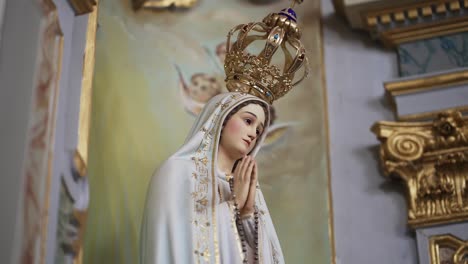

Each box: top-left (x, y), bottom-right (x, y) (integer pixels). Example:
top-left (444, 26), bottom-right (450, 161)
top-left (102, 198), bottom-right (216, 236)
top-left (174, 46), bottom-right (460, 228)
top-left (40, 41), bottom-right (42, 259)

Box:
top-left (322, 0), bottom-right (418, 263)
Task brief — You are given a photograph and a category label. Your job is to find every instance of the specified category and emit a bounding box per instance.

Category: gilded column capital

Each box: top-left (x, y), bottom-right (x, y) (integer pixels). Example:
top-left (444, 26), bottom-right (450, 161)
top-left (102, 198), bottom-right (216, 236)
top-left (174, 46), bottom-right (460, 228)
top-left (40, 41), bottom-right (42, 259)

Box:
top-left (372, 111), bottom-right (468, 227)
top-left (333, 0), bottom-right (468, 48)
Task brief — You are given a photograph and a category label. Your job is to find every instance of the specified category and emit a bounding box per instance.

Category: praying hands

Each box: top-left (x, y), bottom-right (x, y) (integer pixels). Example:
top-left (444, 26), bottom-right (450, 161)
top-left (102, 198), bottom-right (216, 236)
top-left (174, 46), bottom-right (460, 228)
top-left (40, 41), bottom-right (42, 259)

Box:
top-left (232, 155), bottom-right (258, 217)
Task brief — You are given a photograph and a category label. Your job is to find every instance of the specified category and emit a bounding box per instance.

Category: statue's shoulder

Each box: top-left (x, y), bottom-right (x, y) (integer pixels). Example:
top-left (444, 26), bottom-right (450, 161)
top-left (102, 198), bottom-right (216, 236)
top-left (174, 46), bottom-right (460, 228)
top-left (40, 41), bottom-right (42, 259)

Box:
top-left (151, 157), bottom-right (193, 180)
top-left (163, 156), bottom-right (193, 168)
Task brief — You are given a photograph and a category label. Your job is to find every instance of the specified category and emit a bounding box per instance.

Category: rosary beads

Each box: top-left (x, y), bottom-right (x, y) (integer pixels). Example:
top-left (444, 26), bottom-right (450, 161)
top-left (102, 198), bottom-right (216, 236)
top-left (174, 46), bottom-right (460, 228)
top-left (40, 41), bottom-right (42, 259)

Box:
top-left (229, 177), bottom-right (260, 263)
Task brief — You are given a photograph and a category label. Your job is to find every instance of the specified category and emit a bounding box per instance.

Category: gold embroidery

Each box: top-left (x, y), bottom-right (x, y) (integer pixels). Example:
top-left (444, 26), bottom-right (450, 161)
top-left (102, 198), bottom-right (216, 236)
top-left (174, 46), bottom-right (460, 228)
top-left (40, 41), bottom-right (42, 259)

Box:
top-left (191, 96), bottom-right (257, 263)
top-left (215, 102), bottom-right (230, 110)
top-left (192, 116), bottom-right (216, 262)
top-left (199, 177), bottom-right (209, 185)
top-left (230, 93), bottom-right (244, 100)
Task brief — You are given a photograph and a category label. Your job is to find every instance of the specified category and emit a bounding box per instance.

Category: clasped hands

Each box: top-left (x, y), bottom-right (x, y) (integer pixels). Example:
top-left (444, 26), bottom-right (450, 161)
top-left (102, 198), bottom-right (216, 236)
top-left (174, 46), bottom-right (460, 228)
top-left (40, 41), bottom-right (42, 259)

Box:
top-left (232, 156), bottom-right (258, 218)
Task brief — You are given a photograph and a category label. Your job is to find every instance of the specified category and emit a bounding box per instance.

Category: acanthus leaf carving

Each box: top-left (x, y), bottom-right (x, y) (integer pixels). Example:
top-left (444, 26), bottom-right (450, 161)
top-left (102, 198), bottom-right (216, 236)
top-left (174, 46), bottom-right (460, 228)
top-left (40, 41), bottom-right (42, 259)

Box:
top-left (372, 111), bottom-right (468, 227)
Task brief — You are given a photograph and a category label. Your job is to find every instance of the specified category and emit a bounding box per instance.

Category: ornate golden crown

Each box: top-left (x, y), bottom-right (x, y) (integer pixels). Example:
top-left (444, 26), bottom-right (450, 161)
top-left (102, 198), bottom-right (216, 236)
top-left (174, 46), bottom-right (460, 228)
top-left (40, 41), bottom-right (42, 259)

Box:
top-left (224, 0), bottom-right (309, 104)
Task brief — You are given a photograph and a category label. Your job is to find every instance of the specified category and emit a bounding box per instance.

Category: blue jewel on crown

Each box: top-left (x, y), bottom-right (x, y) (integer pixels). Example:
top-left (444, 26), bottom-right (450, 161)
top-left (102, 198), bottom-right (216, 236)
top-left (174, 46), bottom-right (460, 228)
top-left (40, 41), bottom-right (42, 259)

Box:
top-left (279, 7), bottom-right (297, 22)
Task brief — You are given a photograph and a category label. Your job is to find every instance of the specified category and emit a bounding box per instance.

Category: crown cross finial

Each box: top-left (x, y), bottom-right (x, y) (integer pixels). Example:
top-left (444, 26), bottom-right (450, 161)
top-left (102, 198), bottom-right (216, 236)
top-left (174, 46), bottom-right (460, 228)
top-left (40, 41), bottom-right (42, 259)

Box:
top-left (224, 2), bottom-right (309, 104)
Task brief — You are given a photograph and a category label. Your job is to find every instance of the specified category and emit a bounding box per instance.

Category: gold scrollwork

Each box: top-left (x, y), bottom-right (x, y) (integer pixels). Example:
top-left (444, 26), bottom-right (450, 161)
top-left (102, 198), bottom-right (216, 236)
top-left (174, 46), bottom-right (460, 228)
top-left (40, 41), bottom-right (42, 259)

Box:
top-left (372, 111), bottom-right (468, 227)
top-left (386, 132), bottom-right (426, 161)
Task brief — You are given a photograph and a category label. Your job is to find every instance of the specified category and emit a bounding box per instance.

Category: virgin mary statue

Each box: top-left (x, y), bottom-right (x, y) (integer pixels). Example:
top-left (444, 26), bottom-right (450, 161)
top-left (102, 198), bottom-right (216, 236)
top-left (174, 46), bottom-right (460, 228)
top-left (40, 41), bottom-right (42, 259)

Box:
top-left (140, 2), bottom-right (308, 262)
top-left (140, 92), bottom-right (284, 263)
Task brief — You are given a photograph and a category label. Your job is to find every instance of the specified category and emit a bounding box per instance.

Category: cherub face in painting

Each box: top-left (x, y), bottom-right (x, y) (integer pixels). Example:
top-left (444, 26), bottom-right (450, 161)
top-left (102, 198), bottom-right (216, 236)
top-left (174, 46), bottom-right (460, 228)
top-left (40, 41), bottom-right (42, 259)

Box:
top-left (188, 73), bottom-right (222, 103)
top-left (219, 103), bottom-right (266, 159)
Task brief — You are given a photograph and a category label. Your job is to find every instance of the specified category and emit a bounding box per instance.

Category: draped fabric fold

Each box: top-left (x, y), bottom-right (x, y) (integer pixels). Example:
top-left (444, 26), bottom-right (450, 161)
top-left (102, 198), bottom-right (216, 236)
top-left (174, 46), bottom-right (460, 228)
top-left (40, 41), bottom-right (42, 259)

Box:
top-left (140, 92), bottom-right (284, 264)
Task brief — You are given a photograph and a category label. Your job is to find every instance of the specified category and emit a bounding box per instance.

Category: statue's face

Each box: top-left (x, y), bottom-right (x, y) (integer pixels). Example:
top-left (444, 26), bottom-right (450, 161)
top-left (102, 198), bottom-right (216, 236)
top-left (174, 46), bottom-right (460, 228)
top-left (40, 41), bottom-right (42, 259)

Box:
top-left (220, 103), bottom-right (266, 158)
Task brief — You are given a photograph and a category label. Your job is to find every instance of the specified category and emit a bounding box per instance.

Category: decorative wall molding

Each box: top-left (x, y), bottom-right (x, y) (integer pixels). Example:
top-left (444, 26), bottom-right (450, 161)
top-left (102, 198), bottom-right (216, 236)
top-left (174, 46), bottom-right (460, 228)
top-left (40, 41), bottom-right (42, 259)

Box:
top-left (20, 1), bottom-right (63, 263)
top-left (430, 234), bottom-right (468, 263)
top-left (372, 111), bottom-right (468, 228)
top-left (384, 69), bottom-right (468, 121)
top-left (364, 0), bottom-right (468, 47)
top-left (386, 70), bottom-right (468, 97)
top-left (333, 0), bottom-right (468, 48)
top-left (68, 0), bottom-right (97, 15)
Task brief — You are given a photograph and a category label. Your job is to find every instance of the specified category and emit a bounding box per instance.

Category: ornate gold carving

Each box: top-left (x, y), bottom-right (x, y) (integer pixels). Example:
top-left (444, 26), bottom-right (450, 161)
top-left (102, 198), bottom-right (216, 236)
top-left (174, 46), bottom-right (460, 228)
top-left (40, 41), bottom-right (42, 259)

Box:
top-left (132, 0), bottom-right (198, 10)
top-left (430, 234), bottom-right (468, 264)
top-left (332, 0), bottom-right (468, 47)
top-left (361, 1), bottom-right (468, 47)
top-left (372, 111), bottom-right (468, 227)
top-left (68, 0), bottom-right (97, 15)
top-left (380, 19), bottom-right (468, 48)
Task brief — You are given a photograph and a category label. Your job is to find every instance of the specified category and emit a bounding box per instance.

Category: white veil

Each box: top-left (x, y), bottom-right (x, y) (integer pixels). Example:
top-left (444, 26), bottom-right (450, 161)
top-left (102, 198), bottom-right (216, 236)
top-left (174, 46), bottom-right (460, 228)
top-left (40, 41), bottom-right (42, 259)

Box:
top-left (140, 92), bottom-right (284, 263)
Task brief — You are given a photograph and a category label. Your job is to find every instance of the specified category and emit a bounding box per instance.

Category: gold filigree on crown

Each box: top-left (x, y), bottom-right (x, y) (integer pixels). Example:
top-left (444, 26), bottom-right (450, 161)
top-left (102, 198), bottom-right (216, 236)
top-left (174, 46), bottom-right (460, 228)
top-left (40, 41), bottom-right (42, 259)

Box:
top-left (224, 0), bottom-right (309, 104)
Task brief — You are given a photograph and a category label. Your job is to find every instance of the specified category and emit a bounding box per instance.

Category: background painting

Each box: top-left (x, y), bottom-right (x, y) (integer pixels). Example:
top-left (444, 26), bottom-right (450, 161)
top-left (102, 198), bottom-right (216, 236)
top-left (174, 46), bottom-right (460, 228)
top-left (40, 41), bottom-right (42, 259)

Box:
top-left (84, 0), bottom-right (331, 263)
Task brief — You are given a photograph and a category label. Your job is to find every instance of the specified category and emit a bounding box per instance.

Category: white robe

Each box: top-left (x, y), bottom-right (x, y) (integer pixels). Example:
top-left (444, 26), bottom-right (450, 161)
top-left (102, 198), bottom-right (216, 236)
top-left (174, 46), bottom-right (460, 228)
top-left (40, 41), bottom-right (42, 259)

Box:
top-left (140, 92), bottom-right (284, 264)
